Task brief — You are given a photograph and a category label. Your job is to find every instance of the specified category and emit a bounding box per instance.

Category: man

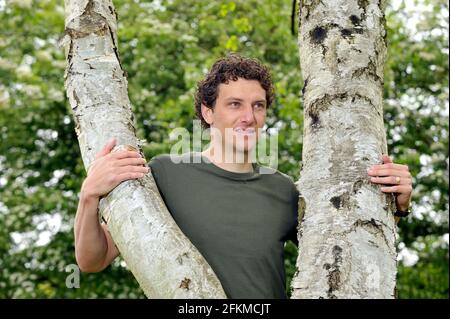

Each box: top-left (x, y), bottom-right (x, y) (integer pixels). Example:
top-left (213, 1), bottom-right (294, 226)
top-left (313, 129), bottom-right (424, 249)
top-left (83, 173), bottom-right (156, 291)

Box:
top-left (74, 54), bottom-right (413, 298)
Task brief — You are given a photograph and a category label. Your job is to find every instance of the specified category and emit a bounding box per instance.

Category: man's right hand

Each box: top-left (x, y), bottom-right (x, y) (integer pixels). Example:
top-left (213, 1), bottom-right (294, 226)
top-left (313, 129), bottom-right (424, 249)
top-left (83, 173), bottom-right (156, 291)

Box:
top-left (81, 137), bottom-right (149, 199)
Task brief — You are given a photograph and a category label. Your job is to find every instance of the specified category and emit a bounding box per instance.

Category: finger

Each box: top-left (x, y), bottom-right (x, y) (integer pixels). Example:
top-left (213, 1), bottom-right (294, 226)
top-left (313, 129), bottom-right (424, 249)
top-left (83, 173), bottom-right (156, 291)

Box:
top-left (382, 154), bottom-right (393, 164)
top-left (369, 162), bottom-right (408, 171)
top-left (116, 172), bottom-right (146, 182)
top-left (380, 185), bottom-right (413, 193)
top-left (110, 150), bottom-right (142, 160)
top-left (116, 165), bottom-right (149, 174)
top-left (370, 176), bottom-right (412, 185)
top-left (95, 137), bottom-right (116, 159)
top-left (114, 157), bottom-right (147, 167)
top-left (368, 168), bottom-right (411, 177)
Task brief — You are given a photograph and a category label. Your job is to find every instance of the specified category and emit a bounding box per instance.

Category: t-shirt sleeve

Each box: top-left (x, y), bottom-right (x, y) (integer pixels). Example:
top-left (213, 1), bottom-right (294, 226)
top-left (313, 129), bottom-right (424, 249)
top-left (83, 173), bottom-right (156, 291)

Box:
top-left (287, 183), bottom-right (300, 247)
top-left (148, 156), bottom-right (169, 203)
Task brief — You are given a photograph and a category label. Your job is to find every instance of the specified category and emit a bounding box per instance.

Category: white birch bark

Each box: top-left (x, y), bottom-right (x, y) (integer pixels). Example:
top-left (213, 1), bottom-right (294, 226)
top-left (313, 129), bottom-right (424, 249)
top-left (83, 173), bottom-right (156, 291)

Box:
top-left (291, 0), bottom-right (398, 298)
top-left (62, 0), bottom-right (226, 298)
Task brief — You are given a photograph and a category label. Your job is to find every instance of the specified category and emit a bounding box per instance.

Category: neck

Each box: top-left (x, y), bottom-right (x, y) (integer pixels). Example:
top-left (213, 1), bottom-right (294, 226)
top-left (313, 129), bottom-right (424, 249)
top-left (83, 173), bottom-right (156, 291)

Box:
top-left (201, 146), bottom-right (254, 173)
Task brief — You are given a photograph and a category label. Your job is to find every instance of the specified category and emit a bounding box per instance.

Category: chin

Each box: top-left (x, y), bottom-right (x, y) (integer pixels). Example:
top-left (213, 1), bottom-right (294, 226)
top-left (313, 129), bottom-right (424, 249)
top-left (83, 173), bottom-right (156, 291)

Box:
top-left (236, 135), bottom-right (258, 150)
top-left (234, 143), bottom-right (257, 159)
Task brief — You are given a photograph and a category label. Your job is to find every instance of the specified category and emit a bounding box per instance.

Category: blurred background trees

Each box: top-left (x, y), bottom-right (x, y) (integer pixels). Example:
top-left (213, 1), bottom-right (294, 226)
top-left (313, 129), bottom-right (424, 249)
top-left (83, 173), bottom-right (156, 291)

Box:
top-left (0, 0), bottom-right (447, 298)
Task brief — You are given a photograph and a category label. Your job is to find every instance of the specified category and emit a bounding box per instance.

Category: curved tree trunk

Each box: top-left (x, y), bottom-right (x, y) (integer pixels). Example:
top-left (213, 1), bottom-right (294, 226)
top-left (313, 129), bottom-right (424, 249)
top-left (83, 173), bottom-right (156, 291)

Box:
top-left (62, 0), bottom-right (226, 298)
top-left (291, 0), bottom-right (398, 298)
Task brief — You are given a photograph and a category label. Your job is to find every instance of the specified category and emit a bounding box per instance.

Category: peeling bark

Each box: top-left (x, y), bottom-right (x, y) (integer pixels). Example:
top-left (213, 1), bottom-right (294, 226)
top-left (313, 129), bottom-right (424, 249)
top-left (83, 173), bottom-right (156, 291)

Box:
top-left (63, 0), bottom-right (226, 298)
top-left (291, 0), bottom-right (397, 299)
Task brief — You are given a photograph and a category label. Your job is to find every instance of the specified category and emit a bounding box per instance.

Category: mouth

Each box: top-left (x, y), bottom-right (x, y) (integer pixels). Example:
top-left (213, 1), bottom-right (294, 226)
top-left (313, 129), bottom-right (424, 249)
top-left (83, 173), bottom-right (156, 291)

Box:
top-left (233, 127), bottom-right (256, 136)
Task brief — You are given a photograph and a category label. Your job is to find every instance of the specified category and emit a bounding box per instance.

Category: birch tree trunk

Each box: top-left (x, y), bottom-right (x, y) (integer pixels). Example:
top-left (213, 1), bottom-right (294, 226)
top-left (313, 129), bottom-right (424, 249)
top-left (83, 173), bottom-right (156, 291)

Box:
top-left (291, 0), bottom-right (398, 298)
top-left (62, 0), bottom-right (226, 298)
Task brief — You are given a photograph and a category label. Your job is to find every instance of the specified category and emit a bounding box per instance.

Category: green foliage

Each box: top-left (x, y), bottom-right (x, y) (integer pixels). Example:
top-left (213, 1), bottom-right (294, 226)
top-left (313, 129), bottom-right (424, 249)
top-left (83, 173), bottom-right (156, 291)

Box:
top-left (0, 0), bottom-right (447, 298)
top-left (397, 234), bottom-right (449, 298)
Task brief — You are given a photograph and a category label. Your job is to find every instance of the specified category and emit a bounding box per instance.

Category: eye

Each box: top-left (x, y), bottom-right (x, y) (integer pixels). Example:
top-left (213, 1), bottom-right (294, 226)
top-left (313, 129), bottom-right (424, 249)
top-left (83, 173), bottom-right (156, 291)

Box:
top-left (230, 102), bottom-right (240, 107)
top-left (254, 103), bottom-right (266, 110)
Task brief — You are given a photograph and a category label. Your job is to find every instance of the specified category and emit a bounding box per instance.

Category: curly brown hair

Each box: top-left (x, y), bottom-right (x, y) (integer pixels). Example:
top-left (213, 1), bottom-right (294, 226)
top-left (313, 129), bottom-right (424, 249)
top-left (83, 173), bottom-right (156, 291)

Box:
top-left (194, 54), bottom-right (275, 128)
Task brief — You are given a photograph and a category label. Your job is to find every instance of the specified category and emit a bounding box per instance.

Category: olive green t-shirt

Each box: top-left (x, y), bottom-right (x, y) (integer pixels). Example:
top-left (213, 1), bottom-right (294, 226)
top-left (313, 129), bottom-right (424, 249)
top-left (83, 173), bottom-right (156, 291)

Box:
top-left (148, 152), bottom-right (299, 299)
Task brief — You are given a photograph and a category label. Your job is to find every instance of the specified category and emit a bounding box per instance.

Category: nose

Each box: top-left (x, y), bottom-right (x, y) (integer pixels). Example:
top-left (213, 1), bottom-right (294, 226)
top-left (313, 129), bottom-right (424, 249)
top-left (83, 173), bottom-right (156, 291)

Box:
top-left (240, 103), bottom-right (256, 124)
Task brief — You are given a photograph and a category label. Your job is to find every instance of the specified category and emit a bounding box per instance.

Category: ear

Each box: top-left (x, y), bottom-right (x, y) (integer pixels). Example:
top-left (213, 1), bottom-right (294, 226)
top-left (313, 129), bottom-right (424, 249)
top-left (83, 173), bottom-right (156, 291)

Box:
top-left (201, 104), bottom-right (214, 126)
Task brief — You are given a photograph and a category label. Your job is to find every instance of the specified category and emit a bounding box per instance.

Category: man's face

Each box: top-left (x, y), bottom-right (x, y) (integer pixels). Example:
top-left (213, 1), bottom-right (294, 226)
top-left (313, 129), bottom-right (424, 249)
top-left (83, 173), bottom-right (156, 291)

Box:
top-left (202, 78), bottom-right (267, 160)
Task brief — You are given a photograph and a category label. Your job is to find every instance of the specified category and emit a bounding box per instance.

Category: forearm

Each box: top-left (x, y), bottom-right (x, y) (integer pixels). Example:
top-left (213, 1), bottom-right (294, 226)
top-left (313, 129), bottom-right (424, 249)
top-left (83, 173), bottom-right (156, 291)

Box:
top-left (74, 192), bottom-right (108, 272)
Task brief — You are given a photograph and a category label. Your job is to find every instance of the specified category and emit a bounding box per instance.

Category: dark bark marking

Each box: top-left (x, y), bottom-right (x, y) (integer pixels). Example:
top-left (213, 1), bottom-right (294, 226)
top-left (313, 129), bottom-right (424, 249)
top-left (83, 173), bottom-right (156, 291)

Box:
top-left (330, 192), bottom-right (351, 210)
top-left (310, 26), bottom-right (327, 44)
top-left (341, 28), bottom-right (353, 37)
top-left (348, 218), bottom-right (392, 251)
top-left (65, 0), bottom-right (108, 38)
top-left (307, 93), bottom-right (345, 129)
top-left (108, 25), bottom-right (124, 71)
top-left (357, 0), bottom-right (370, 9)
top-left (351, 60), bottom-right (382, 84)
top-left (356, 218), bottom-right (381, 229)
top-left (179, 277), bottom-right (191, 290)
top-left (350, 15), bottom-right (361, 26)
top-left (306, 23), bottom-right (340, 57)
top-left (310, 92), bottom-right (350, 111)
top-left (67, 39), bottom-right (74, 65)
top-left (330, 196), bottom-right (342, 209)
top-left (126, 121), bottom-right (137, 136)
top-left (309, 111), bottom-right (320, 128)
top-left (298, 0), bottom-right (303, 31)
top-left (301, 0), bottom-right (320, 20)
top-left (74, 114), bottom-right (82, 136)
top-left (350, 93), bottom-right (378, 115)
top-left (73, 90), bottom-right (80, 108)
top-left (352, 179), bottom-right (364, 194)
top-left (379, 7), bottom-right (388, 43)
top-left (297, 196), bottom-right (306, 240)
top-left (176, 252), bottom-right (189, 265)
top-left (306, 92), bottom-right (350, 130)
top-left (301, 77), bottom-right (309, 96)
top-left (368, 240), bottom-right (379, 248)
top-left (323, 245), bottom-right (343, 299)
top-left (357, 0), bottom-right (370, 19)
top-left (340, 27), bottom-right (364, 39)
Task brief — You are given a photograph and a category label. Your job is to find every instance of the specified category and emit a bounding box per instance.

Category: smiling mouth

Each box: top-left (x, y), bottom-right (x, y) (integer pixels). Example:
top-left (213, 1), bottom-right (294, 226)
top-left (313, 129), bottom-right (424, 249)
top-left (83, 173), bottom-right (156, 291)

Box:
top-left (233, 127), bottom-right (256, 135)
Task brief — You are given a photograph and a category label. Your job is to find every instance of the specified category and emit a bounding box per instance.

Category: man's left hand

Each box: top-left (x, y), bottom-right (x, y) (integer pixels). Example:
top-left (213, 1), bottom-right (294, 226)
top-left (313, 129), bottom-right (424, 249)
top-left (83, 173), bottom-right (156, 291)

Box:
top-left (367, 154), bottom-right (413, 212)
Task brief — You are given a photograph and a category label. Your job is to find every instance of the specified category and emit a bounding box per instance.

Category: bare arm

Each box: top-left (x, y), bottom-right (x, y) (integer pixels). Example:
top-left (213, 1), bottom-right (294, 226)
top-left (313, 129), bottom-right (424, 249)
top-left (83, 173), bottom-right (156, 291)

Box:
top-left (74, 138), bottom-right (148, 272)
top-left (74, 192), bottom-right (119, 272)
